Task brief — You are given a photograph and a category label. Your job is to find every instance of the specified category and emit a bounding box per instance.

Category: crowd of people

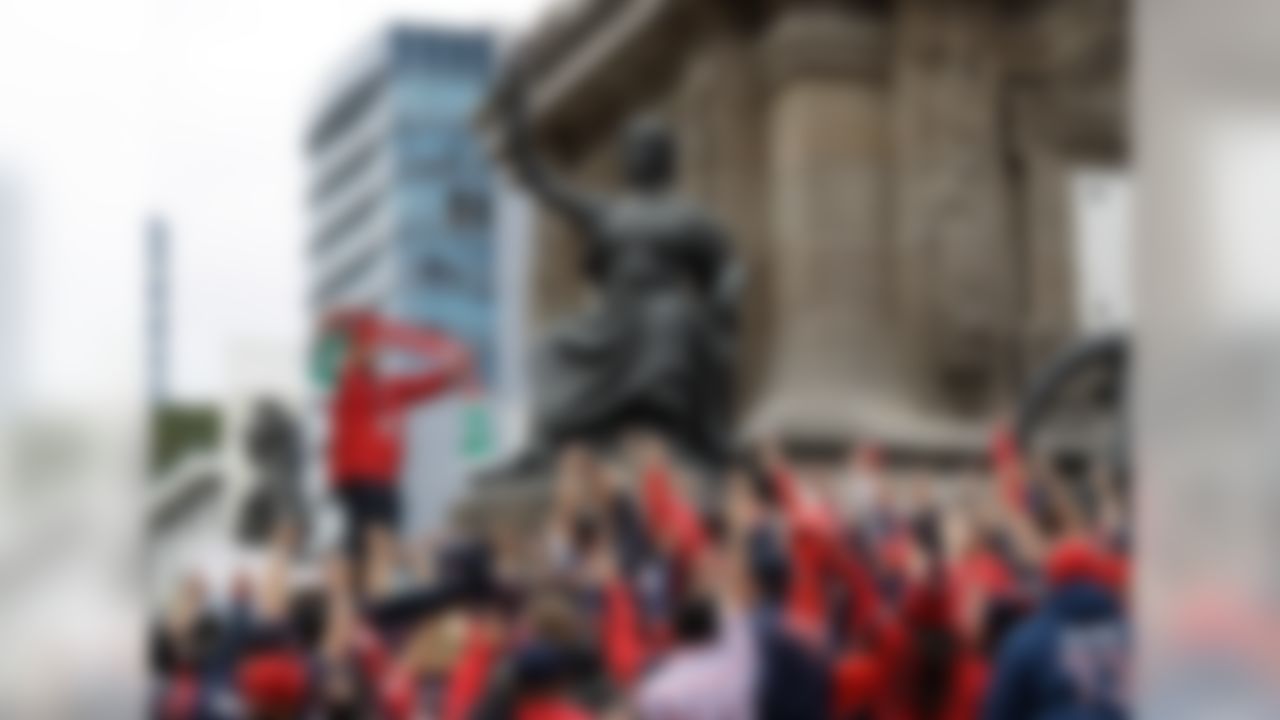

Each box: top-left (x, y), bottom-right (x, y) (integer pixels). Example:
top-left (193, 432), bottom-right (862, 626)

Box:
top-left (150, 427), bottom-right (1132, 719)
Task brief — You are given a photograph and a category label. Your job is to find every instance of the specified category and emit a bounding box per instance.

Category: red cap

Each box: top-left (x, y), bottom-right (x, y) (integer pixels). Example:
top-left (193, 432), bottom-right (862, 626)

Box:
top-left (1045, 536), bottom-right (1116, 590)
top-left (877, 534), bottom-right (913, 579)
top-left (834, 652), bottom-right (882, 715)
top-left (1097, 550), bottom-right (1129, 596)
top-left (953, 550), bottom-right (1016, 599)
top-left (236, 650), bottom-right (308, 716)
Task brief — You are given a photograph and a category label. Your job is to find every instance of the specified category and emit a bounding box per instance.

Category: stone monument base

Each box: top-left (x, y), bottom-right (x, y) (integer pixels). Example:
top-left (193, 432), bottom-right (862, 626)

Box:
top-left (452, 441), bottom-right (722, 536)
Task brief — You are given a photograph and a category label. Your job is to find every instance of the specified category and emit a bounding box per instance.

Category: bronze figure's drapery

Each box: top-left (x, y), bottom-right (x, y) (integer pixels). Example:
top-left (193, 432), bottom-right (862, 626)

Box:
top-left (499, 72), bottom-right (743, 467)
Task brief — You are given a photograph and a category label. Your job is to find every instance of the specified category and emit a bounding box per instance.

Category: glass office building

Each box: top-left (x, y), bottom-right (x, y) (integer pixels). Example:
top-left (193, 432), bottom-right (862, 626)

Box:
top-left (307, 25), bottom-right (501, 533)
top-left (309, 25), bottom-right (497, 378)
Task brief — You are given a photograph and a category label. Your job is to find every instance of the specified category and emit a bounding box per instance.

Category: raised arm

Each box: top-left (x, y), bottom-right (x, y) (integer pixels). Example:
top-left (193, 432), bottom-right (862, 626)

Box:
top-left (372, 316), bottom-right (468, 368)
top-left (369, 317), bottom-right (474, 406)
top-left (497, 69), bottom-right (600, 230)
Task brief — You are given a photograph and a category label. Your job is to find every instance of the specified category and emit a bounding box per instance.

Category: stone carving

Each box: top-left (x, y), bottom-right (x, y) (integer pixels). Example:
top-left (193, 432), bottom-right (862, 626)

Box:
top-left (892, 0), bottom-right (1016, 412)
top-left (498, 69), bottom-right (743, 468)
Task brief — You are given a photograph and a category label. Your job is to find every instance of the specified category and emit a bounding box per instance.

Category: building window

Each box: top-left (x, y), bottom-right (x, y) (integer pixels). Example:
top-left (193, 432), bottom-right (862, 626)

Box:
top-left (448, 189), bottom-right (490, 230)
top-left (314, 247), bottom-right (378, 308)
top-left (313, 193), bottom-right (379, 255)
top-left (419, 256), bottom-right (459, 288)
top-left (308, 73), bottom-right (384, 154)
top-left (311, 141), bottom-right (378, 206)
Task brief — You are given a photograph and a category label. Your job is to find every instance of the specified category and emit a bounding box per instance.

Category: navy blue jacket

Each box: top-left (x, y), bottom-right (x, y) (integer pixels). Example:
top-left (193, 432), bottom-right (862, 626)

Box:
top-left (753, 604), bottom-right (832, 720)
top-left (984, 582), bottom-right (1128, 720)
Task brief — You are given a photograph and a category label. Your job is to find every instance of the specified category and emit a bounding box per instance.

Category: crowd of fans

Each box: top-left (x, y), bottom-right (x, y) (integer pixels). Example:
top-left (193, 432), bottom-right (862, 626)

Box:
top-left (151, 431), bottom-right (1131, 720)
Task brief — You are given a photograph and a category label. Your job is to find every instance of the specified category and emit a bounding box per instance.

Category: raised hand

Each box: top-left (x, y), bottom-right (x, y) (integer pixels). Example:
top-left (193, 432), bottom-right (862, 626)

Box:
top-left (496, 59), bottom-right (599, 228)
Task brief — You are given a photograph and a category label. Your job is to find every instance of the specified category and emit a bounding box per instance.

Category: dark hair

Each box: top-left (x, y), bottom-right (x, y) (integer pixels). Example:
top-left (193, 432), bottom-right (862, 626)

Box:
top-left (289, 589), bottom-right (329, 653)
top-left (700, 508), bottom-right (727, 547)
top-left (905, 625), bottom-right (959, 719)
top-left (673, 594), bottom-right (719, 645)
top-left (318, 661), bottom-right (371, 720)
top-left (731, 452), bottom-right (777, 507)
top-left (170, 612), bottom-right (223, 672)
top-left (149, 623), bottom-right (179, 675)
top-left (570, 513), bottom-right (601, 555)
top-left (747, 527), bottom-right (790, 602)
top-left (911, 511), bottom-right (943, 568)
top-left (243, 622), bottom-right (292, 655)
top-left (319, 702), bottom-right (363, 720)
top-left (895, 579), bottom-right (961, 719)
top-left (1028, 485), bottom-right (1066, 538)
top-left (979, 596), bottom-right (1027, 657)
top-left (513, 643), bottom-right (568, 695)
top-left (441, 537), bottom-right (499, 603)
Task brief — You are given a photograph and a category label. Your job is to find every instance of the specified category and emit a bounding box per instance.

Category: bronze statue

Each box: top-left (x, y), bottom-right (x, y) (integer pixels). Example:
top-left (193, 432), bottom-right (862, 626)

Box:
top-left (238, 397), bottom-right (306, 543)
top-left (499, 72), bottom-right (742, 467)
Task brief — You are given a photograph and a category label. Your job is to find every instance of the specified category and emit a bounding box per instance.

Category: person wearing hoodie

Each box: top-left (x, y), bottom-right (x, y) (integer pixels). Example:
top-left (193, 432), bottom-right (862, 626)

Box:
top-left (325, 311), bottom-right (471, 569)
top-left (746, 526), bottom-right (833, 720)
top-left (983, 536), bottom-right (1130, 720)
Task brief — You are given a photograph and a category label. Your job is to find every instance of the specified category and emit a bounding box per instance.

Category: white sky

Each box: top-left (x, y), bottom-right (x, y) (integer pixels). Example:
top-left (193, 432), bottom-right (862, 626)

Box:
top-left (0, 0), bottom-right (560, 409)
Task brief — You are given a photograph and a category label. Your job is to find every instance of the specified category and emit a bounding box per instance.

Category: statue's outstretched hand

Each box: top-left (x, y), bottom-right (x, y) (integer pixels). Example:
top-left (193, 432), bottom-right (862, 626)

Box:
top-left (495, 60), bottom-right (599, 228)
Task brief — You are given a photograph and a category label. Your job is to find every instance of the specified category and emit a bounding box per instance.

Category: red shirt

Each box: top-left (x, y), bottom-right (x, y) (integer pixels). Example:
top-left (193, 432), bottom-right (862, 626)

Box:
top-left (328, 364), bottom-right (452, 486)
top-left (159, 670), bottom-right (200, 720)
top-left (837, 643), bottom-right (988, 720)
top-left (516, 696), bottom-right (594, 720)
top-left (441, 620), bottom-right (501, 720)
top-left (872, 624), bottom-right (989, 720)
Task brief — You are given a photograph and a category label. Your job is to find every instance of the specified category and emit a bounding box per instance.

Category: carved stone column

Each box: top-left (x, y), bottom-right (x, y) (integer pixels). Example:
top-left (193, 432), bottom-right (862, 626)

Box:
top-left (1014, 0), bottom-right (1129, 371)
top-left (891, 0), bottom-right (1019, 420)
top-left (750, 2), bottom-right (894, 442)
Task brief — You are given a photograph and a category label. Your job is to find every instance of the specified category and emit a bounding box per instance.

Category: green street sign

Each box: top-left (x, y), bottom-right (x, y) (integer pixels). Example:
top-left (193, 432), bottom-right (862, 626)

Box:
top-left (460, 399), bottom-right (495, 462)
top-left (311, 332), bottom-right (348, 391)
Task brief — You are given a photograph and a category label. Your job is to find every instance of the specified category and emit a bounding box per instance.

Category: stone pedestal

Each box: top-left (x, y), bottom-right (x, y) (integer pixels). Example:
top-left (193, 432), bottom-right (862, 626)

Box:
top-left (750, 4), bottom-right (898, 444)
top-left (889, 0), bottom-right (1020, 426)
top-left (677, 32), bottom-right (771, 410)
top-left (476, 0), bottom-right (1129, 466)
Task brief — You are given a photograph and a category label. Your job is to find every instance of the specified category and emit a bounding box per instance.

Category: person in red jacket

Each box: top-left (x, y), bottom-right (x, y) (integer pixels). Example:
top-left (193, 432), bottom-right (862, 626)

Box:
top-left (326, 311), bottom-right (471, 570)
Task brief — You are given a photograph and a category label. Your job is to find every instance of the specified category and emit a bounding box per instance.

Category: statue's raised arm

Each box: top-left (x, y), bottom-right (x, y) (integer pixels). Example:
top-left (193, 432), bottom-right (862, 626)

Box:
top-left (498, 69), bottom-right (600, 230)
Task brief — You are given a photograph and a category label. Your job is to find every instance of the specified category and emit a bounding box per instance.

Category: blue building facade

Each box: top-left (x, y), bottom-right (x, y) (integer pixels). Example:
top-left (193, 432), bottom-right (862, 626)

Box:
top-left (309, 26), bottom-right (497, 381)
top-left (389, 29), bottom-right (497, 381)
top-left (307, 25), bottom-right (501, 534)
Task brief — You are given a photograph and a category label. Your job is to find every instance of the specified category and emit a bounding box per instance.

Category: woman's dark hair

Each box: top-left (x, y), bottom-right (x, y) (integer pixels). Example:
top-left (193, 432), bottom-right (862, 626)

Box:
top-left (730, 451), bottom-right (777, 507)
top-left (980, 596), bottom-right (1028, 657)
top-left (898, 581), bottom-right (959, 719)
top-left (905, 624), bottom-right (959, 719)
top-left (673, 594), bottom-right (719, 645)
top-left (513, 643), bottom-right (569, 695)
top-left (289, 588), bottom-right (329, 653)
top-left (747, 527), bottom-right (790, 602)
top-left (317, 659), bottom-right (372, 720)
top-left (570, 513), bottom-right (602, 555)
top-left (911, 511), bottom-right (943, 566)
top-left (149, 623), bottom-right (179, 676)
top-left (440, 537), bottom-right (501, 604)
top-left (700, 508), bottom-right (727, 547)
top-left (1028, 485), bottom-right (1066, 538)
top-left (187, 613), bottom-right (225, 671)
